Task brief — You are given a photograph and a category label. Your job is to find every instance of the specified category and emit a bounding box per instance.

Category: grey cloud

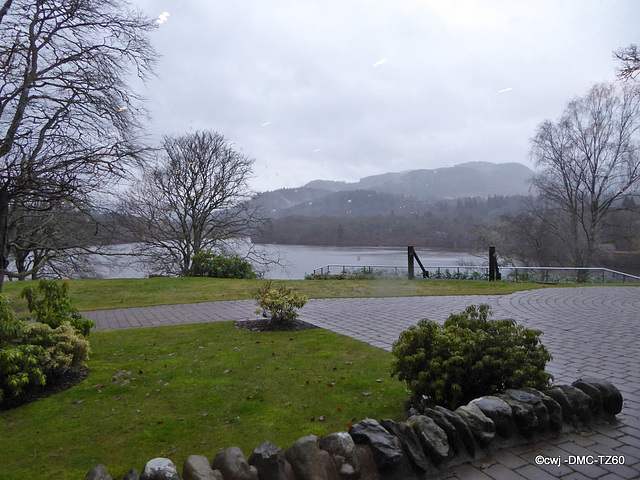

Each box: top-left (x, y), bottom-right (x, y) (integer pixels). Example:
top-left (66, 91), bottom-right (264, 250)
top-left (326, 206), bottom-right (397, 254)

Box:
top-left (134, 0), bottom-right (640, 191)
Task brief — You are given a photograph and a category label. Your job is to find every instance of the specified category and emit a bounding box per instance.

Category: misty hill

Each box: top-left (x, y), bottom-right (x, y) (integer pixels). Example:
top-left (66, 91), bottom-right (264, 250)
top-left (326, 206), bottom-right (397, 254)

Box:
top-left (305, 162), bottom-right (533, 197)
top-left (254, 162), bottom-right (533, 218)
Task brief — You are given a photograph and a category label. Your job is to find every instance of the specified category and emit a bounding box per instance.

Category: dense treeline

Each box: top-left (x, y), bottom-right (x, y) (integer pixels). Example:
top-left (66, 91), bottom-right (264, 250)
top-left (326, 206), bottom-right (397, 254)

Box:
top-left (256, 188), bottom-right (528, 220)
top-left (252, 195), bottom-right (529, 248)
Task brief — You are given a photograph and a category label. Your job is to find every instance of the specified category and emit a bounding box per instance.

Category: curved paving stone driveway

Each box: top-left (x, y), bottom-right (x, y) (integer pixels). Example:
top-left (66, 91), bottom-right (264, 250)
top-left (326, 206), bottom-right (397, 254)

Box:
top-left (85, 286), bottom-right (640, 479)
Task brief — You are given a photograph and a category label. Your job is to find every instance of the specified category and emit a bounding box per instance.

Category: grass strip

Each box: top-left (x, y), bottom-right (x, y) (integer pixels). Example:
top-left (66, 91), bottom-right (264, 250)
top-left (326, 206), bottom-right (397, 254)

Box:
top-left (1, 277), bottom-right (550, 312)
top-left (0, 321), bottom-right (408, 480)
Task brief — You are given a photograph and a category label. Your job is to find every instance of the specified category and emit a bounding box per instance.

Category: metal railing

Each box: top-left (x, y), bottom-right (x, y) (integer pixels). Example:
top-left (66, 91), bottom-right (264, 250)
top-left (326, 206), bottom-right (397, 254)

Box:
top-left (311, 264), bottom-right (640, 283)
top-left (311, 264), bottom-right (408, 277)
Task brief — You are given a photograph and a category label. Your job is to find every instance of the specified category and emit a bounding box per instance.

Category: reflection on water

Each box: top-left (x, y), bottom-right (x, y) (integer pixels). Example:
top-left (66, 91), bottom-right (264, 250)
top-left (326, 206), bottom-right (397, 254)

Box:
top-left (98, 243), bottom-right (481, 280)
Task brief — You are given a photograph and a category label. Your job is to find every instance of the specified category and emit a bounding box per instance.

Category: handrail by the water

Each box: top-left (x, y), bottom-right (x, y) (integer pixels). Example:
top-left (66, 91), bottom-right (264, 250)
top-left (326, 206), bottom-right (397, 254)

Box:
top-left (311, 264), bottom-right (640, 283)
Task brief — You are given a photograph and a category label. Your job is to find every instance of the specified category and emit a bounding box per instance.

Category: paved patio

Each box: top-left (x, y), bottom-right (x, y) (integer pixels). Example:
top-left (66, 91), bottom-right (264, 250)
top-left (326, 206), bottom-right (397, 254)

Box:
top-left (85, 286), bottom-right (640, 479)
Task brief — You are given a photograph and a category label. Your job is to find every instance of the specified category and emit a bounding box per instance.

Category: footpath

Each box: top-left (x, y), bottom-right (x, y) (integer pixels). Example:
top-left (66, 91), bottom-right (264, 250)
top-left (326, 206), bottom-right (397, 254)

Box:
top-left (85, 286), bottom-right (640, 479)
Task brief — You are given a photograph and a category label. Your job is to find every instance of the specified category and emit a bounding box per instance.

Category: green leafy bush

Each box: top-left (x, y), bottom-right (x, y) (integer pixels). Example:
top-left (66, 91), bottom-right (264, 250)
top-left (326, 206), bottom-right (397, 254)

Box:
top-left (188, 250), bottom-right (257, 279)
top-left (26, 323), bottom-right (91, 377)
top-left (0, 296), bottom-right (46, 404)
top-left (391, 304), bottom-right (552, 410)
top-left (21, 279), bottom-right (94, 336)
top-left (254, 281), bottom-right (308, 324)
top-left (1, 280), bottom-right (93, 406)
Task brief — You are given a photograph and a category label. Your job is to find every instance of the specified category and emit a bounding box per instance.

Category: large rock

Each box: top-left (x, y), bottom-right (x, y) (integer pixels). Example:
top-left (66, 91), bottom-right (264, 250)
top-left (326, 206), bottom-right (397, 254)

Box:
top-left (85, 465), bottom-right (112, 480)
top-left (249, 442), bottom-right (293, 480)
top-left (319, 432), bottom-right (361, 479)
top-left (558, 385), bottom-right (594, 424)
top-left (433, 406), bottom-right (476, 457)
top-left (575, 377), bottom-right (623, 415)
top-left (406, 415), bottom-right (450, 464)
top-left (380, 419), bottom-right (432, 473)
top-left (183, 456), bottom-right (222, 480)
top-left (495, 394), bottom-right (538, 438)
top-left (213, 447), bottom-right (259, 480)
top-left (504, 389), bottom-right (551, 434)
top-left (422, 408), bottom-right (461, 455)
top-left (544, 386), bottom-right (576, 424)
top-left (521, 387), bottom-right (563, 432)
top-left (123, 469), bottom-right (140, 480)
top-left (285, 435), bottom-right (329, 480)
top-left (141, 458), bottom-right (180, 480)
top-left (319, 449), bottom-right (341, 480)
top-left (470, 396), bottom-right (515, 438)
top-left (349, 419), bottom-right (404, 469)
top-left (354, 445), bottom-right (379, 480)
top-left (571, 380), bottom-right (603, 415)
top-left (454, 403), bottom-right (495, 446)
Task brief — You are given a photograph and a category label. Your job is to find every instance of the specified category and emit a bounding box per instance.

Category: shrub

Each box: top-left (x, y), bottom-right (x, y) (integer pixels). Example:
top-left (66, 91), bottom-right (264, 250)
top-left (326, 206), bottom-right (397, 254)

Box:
top-left (26, 323), bottom-right (91, 377)
top-left (21, 279), bottom-right (94, 336)
top-left (390, 304), bottom-right (552, 410)
top-left (0, 296), bottom-right (46, 404)
top-left (254, 281), bottom-right (308, 324)
top-left (189, 250), bottom-right (257, 279)
top-left (1, 281), bottom-right (93, 407)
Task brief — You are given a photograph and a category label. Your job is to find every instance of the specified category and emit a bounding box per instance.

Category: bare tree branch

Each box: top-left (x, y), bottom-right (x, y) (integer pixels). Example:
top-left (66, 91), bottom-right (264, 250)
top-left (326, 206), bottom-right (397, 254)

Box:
top-left (0, 0), bottom-right (157, 289)
top-left (529, 82), bottom-right (640, 266)
top-left (118, 130), bottom-right (273, 276)
top-left (615, 44), bottom-right (640, 82)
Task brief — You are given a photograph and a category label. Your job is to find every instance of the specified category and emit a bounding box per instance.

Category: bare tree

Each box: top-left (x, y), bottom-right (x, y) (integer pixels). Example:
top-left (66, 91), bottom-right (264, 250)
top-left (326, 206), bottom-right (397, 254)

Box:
top-left (119, 130), bottom-right (270, 276)
top-left (5, 200), bottom-right (116, 280)
top-left (615, 44), bottom-right (640, 82)
top-left (0, 0), bottom-right (157, 289)
top-left (530, 82), bottom-right (640, 267)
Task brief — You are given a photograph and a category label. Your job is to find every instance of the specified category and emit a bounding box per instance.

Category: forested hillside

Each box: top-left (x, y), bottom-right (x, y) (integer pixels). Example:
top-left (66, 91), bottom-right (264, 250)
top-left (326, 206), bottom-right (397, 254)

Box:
top-left (252, 195), bottom-right (529, 248)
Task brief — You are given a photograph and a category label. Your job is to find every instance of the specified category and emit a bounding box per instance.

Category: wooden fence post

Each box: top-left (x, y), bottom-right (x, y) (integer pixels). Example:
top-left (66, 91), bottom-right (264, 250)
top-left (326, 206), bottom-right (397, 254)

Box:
top-left (408, 246), bottom-right (415, 280)
top-left (489, 245), bottom-right (499, 281)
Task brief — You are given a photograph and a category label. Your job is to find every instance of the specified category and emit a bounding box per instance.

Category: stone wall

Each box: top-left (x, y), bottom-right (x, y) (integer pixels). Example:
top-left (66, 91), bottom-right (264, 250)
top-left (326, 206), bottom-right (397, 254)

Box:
top-left (84, 377), bottom-right (623, 480)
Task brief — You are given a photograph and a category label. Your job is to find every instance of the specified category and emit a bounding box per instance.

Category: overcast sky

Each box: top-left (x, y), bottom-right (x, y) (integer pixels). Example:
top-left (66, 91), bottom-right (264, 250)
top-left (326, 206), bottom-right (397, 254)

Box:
top-left (132, 0), bottom-right (639, 193)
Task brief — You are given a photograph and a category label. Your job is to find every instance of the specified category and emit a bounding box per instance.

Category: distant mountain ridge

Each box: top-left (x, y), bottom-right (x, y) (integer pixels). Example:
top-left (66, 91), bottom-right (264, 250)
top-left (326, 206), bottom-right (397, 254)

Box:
top-left (303, 162), bottom-right (532, 197)
top-left (254, 162), bottom-right (533, 218)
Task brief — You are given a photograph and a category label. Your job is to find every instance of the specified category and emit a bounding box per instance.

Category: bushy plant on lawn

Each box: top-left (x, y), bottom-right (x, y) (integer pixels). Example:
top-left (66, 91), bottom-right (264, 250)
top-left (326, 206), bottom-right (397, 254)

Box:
top-left (21, 279), bottom-right (94, 336)
top-left (0, 296), bottom-right (46, 404)
top-left (26, 322), bottom-right (91, 377)
top-left (188, 250), bottom-right (257, 279)
top-left (254, 281), bottom-right (308, 324)
top-left (390, 304), bottom-right (552, 410)
top-left (1, 280), bottom-right (93, 407)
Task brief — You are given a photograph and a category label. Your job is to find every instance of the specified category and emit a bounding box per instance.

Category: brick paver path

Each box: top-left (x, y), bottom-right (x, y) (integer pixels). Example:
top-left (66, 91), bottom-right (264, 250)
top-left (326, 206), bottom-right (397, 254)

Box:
top-left (85, 286), bottom-right (640, 479)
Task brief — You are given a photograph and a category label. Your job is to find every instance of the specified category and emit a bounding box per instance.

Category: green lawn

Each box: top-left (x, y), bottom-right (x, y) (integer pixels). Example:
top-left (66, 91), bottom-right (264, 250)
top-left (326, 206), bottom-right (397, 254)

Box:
top-left (1, 277), bottom-right (549, 312)
top-left (0, 321), bottom-right (407, 480)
